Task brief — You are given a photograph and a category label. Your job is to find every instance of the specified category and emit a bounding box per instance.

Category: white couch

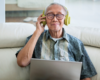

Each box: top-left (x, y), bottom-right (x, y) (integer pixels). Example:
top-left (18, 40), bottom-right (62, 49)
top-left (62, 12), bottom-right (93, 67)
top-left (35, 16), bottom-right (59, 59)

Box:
top-left (0, 23), bottom-right (99, 80)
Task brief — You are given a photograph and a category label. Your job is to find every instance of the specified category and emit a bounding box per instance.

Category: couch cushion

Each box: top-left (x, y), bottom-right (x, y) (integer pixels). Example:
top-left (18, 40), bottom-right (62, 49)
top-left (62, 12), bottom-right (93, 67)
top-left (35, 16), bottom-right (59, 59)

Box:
top-left (0, 48), bottom-right (30, 80)
top-left (85, 46), bottom-right (99, 80)
top-left (0, 23), bottom-right (36, 48)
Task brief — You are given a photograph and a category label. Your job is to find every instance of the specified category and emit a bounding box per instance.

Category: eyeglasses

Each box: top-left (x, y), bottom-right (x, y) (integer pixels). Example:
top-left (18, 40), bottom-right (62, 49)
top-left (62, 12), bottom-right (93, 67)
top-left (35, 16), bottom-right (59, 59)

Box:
top-left (46, 13), bottom-right (65, 20)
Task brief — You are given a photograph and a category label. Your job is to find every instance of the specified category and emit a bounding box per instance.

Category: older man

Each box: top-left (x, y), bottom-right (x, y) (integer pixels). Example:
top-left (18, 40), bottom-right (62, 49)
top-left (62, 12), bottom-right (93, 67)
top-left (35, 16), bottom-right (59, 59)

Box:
top-left (16, 3), bottom-right (97, 80)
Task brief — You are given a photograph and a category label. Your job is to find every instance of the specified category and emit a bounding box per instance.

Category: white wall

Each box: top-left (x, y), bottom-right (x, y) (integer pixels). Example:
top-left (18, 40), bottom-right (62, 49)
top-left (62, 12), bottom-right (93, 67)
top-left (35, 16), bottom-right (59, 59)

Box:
top-left (54, 0), bottom-right (65, 6)
top-left (0, 0), bottom-right (5, 23)
top-left (65, 0), bottom-right (100, 27)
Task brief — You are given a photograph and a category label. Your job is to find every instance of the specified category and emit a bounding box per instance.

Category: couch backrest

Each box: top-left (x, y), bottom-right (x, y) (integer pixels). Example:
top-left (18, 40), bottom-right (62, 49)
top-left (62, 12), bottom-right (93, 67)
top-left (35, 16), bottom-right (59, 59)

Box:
top-left (1, 23), bottom-right (100, 48)
top-left (0, 23), bottom-right (36, 48)
top-left (63, 25), bottom-right (100, 48)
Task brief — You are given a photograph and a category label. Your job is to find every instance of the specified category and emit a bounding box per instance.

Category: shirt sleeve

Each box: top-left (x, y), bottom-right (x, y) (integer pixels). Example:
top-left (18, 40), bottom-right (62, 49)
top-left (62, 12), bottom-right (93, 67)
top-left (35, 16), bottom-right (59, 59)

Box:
top-left (15, 35), bottom-right (32, 57)
top-left (79, 42), bottom-right (97, 79)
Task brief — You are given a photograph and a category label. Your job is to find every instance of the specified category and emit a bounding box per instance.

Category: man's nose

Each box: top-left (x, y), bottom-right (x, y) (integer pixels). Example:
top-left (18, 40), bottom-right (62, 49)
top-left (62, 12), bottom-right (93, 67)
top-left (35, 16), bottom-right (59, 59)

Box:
top-left (52, 16), bottom-right (58, 21)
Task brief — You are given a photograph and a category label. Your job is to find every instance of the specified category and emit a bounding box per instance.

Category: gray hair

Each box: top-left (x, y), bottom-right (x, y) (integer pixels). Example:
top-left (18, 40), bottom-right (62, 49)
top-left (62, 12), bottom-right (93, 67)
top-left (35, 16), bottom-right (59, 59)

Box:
top-left (44, 3), bottom-right (67, 15)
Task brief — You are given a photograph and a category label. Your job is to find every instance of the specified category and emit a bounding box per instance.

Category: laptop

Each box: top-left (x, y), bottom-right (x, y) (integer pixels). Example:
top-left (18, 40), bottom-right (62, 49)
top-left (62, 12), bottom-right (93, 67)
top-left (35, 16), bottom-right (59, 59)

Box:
top-left (30, 58), bottom-right (82, 80)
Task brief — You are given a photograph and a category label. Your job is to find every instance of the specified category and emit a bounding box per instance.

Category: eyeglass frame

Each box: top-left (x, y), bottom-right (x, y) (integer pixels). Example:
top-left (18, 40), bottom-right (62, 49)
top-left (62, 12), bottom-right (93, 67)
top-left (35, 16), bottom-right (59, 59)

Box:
top-left (46, 13), bottom-right (65, 20)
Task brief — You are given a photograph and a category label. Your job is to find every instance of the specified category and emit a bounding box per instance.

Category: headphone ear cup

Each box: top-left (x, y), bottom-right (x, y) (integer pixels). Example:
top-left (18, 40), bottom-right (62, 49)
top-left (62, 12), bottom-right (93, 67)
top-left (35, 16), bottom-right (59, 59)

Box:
top-left (64, 15), bottom-right (68, 26)
top-left (42, 10), bottom-right (46, 26)
top-left (64, 15), bottom-right (70, 26)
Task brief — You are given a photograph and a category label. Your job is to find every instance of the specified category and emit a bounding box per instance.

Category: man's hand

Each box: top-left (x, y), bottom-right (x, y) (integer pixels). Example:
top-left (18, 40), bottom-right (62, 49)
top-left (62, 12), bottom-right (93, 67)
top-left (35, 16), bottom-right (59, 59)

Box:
top-left (81, 78), bottom-right (91, 80)
top-left (36, 14), bottom-right (46, 34)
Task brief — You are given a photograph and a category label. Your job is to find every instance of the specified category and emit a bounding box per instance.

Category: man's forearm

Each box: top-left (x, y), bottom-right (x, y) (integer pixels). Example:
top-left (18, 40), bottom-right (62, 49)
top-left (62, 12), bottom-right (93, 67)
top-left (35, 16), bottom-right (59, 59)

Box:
top-left (17, 30), bottom-right (42, 67)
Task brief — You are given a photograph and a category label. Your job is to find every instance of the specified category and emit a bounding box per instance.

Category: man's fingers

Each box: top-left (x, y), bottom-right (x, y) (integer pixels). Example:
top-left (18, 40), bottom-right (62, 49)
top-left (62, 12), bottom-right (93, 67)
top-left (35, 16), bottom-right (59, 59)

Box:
top-left (38, 18), bottom-right (46, 23)
top-left (40, 19), bottom-right (46, 23)
top-left (36, 19), bottom-right (45, 25)
top-left (36, 14), bottom-right (46, 28)
top-left (41, 16), bottom-right (46, 19)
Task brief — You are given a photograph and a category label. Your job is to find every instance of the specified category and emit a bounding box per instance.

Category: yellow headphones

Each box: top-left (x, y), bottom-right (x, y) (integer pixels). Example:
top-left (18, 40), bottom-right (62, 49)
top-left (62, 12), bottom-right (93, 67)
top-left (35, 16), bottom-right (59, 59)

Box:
top-left (42, 8), bottom-right (70, 26)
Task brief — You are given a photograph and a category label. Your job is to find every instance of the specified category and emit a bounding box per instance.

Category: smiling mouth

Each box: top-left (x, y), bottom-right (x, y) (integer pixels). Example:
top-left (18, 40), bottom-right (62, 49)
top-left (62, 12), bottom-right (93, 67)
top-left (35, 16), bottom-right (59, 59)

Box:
top-left (51, 24), bottom-right (59, 25)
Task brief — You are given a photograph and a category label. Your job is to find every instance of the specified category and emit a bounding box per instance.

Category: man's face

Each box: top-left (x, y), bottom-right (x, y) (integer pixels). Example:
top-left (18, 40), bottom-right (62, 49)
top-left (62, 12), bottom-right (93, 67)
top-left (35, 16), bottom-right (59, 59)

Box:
top-left (46, 4), bottom-right (65, 32)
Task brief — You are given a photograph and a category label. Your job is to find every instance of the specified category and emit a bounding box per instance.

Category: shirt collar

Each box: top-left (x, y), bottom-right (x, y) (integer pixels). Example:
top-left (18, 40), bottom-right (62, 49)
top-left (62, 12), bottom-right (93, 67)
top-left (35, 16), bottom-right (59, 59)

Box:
top-left (45, 28), bottom-right (69, 42)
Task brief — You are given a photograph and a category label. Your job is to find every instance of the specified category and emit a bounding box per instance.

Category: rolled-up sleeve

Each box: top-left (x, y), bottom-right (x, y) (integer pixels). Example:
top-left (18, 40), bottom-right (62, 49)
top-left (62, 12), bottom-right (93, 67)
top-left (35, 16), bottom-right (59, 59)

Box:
top-left (79, 42), bottom-right (97, 79)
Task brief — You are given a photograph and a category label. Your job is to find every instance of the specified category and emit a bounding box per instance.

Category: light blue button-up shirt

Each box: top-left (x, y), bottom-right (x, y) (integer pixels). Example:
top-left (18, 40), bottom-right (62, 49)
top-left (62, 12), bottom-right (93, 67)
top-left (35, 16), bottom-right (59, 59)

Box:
top-left (16, 28), bottom-right (97, 79)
